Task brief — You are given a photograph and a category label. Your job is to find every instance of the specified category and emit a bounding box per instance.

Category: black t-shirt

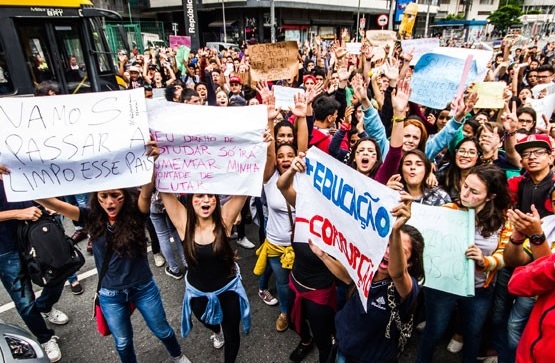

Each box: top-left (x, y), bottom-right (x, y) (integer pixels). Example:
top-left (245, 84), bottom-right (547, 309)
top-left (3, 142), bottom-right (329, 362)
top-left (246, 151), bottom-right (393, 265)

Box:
top-left (336, 277), bottom-right (419, 363)
top-left (291, 242), bottom-right (335, 289)
top-left (79, 207), bottom-right (152, 290)
top-left (0, 180), bottom-right (33, 254)
top-left (186, 241), bottom-right (235, 292)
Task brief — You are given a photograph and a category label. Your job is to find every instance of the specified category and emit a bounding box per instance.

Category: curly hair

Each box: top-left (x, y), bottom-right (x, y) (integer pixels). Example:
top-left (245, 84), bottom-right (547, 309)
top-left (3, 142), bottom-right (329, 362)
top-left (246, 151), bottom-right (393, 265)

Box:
top-left (85, 189), bottom-right (148, 257)
top-left (182, 194), bottom-right (236, 273)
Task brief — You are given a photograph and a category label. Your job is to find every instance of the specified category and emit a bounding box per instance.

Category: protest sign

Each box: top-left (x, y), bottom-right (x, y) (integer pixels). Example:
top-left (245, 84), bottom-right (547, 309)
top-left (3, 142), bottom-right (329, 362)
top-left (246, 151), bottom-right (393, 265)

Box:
top-left (0, 89), bottom-right (152, 202)
top-left (169, 35), bottom-right (191, 48)
top-left (531, 83), bottom-right (555, 99)
top-left (273, 86), bottom-right (304, 110)
top-left (366, 30), bottom-right (397, 48)
top-left (401, 38), bottom-right (440, 65)
top-left (294, 148), bottom-right (399, 311)
top-left (410, 52), bottom-right (478, 110)
top-left (528, 93), bottom-right (555, 129)
top-left (409, 203), bottom-right (475, 297)
top-left (148, 100), bottom-right (267, 196)
top-left (430, 47), bottom-right (493, 81)
top-left (346, 42), bottom-right (362, 55)
top-left (249, 41), bottom-right (298, 83)
top-left (473, 82), bottom-right (506, 109)
top-left (176, 45), bottom-right (191, 74)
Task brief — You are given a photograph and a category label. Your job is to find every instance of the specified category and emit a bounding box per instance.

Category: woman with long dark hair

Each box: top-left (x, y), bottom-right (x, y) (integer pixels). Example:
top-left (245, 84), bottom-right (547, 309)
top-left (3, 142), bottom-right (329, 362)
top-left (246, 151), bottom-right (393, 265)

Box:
top-left (32, 144), bottom-right (191, 363)
top-left (417, 164), bottom-right (512, 363)
top-left (160, 191), bottom-right (251, 363)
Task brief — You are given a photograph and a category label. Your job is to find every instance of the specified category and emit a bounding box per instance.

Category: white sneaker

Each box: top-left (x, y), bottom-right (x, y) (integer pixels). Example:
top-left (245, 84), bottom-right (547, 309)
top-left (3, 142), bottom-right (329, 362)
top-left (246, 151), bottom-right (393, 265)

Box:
top-left (258, 289), bottom-right (278, 306)
top-left (41, 307), bottom-right (69, 325)
top-left (42, 335), bottom-right (61, 362)
top-left (236, 237), bottom-right (255, 249)
top-left (173, 353), bottom-right (192, 363)
top-left (153, 253), bottom-right (166, 267)
top-left (210, 331), bottom-right (225, 349)
top-left (447, 337), bottom-right (463, 353)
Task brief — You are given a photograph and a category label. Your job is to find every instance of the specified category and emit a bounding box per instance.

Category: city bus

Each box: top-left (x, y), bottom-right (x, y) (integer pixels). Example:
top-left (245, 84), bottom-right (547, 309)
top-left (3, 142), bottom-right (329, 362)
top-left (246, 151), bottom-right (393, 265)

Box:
top-left (0, 0), bottom-right (124, 96)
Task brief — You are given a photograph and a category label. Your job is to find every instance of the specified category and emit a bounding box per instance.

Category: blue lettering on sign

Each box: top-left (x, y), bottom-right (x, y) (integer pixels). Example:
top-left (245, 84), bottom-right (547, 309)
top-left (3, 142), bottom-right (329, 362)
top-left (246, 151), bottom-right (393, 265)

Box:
top-left (305, 157), bottom-right (390, 237)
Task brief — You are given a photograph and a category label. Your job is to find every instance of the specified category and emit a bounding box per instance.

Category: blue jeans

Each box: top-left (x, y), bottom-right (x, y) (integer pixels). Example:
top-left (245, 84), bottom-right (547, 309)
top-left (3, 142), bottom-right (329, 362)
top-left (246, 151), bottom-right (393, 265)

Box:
top-left (267, 256), bottom-right (290, 314)
top-left (490, 267), bottom-right (515, 363)
top-left (417, 286), bottom-right (493, 363)
top-left (150, 212), bottom-right (186, 273)
top-left (0, 250), bottom-right (61, 343)
top-left (507, 295), bottom-right (535, 351)
top-left (99, 278), bottom-right (181, 363)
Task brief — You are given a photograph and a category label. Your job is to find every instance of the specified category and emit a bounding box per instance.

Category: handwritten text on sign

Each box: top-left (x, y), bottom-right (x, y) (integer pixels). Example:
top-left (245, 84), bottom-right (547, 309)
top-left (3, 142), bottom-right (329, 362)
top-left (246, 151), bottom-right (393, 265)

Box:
top-left (295, 148), bottom-right (398, 311)
top-left (0, 88), bottom-right (151, 202)
top-left (249, 41), bottom-right (298, 83)
top-left (408, 203), bottom-right (475, 297)
top-left (410, 53), bottom-right (478, 110)
top-left (148, 100), bottom-right (267, 196)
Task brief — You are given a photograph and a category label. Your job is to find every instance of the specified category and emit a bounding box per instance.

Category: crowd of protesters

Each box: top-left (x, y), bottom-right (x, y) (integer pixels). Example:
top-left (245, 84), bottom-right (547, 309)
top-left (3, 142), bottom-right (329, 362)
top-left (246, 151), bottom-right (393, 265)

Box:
top-left (1, 32), bottom-right (555, 363)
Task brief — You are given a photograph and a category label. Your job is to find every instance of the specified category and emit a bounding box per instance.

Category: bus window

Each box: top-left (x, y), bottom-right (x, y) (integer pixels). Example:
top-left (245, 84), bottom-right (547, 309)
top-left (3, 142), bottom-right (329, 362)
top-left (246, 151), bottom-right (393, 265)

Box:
top-left (16, 23), bottom-right (55, 85)
top-left (89, 19), bottom-right (112, 73)
top-left (53, 24), bottom-right (90, 91)
top-left (0, 41), bottom-right (14, 95)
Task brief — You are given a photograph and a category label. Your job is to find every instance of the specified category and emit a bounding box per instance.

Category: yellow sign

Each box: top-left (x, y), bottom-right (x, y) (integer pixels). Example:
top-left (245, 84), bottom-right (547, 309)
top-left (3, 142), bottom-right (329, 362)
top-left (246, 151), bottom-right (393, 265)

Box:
top-left (473, 82), bottom-right (506, 109)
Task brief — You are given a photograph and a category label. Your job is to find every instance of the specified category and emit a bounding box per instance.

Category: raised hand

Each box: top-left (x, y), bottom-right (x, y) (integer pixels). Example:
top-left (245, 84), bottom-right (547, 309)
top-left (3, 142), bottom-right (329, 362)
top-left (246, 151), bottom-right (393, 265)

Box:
top-left (291, 92), bottom-right (308, 118)
top-left (391, 78), bottom-right (412, 117)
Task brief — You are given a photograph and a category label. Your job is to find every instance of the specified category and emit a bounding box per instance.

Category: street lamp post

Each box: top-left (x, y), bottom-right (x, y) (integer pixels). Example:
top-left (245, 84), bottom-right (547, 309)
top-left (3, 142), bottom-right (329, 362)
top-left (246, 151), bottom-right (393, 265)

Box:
top-left (356, 0), bottom-right (361, 41)
top-left (424, 0), bottom-right (431, 38)
top-left (221, 0), bottom-right (227, 42)
top-left (270, 0), bottom-right (275, 43)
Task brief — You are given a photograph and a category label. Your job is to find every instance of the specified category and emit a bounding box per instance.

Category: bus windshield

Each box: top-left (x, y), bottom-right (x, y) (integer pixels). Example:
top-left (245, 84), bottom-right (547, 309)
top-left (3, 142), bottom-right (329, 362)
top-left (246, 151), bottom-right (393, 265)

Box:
top-left (0, 0), bottom-right (120, 96)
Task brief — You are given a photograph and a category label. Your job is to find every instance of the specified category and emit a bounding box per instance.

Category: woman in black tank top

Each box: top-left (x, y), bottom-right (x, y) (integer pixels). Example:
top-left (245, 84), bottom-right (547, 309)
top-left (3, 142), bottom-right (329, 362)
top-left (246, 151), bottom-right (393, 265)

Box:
top-left (161, 192), bottom-right (248, 363)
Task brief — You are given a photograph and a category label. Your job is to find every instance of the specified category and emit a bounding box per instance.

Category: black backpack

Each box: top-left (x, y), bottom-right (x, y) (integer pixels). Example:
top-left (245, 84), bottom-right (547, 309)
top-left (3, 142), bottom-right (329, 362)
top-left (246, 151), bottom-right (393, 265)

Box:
top-left (17, 211), bottom-right (85, 287)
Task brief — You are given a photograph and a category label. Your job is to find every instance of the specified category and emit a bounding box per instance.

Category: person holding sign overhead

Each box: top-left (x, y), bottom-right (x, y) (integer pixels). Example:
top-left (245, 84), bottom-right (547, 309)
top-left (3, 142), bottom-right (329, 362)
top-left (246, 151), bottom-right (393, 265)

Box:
top-left (417, 164), bottom-right (511, 363)
top-left (254, 90), bottom-right (309, 333)
top-left (309, 191), bottom-right (424, 363)
top-left (18, 142), bottom-right (192, 363)
top-left (157, 128), bottom-right (273, 363)
top-left (278, 152), bottom-right (338, 363)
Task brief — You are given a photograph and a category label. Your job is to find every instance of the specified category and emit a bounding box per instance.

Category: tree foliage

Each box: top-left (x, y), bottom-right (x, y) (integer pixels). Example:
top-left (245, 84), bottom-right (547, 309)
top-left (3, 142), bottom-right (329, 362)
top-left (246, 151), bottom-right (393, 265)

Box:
top-left (488, 5), bottom-right (522, 31)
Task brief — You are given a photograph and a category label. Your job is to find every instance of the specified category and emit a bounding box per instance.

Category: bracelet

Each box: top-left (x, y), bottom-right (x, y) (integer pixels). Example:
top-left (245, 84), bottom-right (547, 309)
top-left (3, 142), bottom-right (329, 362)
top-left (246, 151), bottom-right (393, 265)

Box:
top-left (360, 103), bottom-right (371, 112)
top-left (504, 130), bottom-right (517, 137)
top-left (392, 116), bottom-right (405, 124)
top-left (509, 236), bottom-right (525, 245)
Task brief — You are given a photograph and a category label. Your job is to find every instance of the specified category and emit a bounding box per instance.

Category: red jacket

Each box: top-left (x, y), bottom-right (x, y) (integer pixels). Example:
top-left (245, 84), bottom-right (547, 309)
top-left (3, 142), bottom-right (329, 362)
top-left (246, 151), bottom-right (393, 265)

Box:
top-left (508, 253), bottom-right (555, 363)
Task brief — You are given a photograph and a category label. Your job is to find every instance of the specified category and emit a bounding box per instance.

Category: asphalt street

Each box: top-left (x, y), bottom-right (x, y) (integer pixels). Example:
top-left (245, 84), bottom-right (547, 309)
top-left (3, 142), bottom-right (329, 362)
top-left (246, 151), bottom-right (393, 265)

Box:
top-left (0, 221), bottom-right (461, 363)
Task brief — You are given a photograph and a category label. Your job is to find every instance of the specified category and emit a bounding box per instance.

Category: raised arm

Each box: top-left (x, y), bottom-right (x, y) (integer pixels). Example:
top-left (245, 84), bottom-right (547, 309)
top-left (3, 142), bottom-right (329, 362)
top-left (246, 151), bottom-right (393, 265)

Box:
top-left (222, 196), bottom-right (247, 236)
top-left (277, 152), bottom-right (305, 207)
top-left (388, 193), bottom-right (414, 299)
top-left (308, 239), bottom-right (352, 284)
top-left (35, 198), bottom-right (80, 222)
top-left (160, 192), bottom-right (187, 240)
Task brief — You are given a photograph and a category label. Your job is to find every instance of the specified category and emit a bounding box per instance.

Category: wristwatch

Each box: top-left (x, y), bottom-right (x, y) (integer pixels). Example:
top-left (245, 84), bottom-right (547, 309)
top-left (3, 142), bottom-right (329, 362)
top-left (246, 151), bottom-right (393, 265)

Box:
top-left (528, 233), bottom-right (546, 245)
